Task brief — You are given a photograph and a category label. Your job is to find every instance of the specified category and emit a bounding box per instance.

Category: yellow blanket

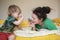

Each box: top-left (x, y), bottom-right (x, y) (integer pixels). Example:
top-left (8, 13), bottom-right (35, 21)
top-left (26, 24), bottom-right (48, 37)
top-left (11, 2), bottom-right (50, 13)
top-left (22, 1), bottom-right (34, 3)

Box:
top-left (16, 34), bottom-right (60, 40)
top-left (0, 20), bottom-right (60, 40)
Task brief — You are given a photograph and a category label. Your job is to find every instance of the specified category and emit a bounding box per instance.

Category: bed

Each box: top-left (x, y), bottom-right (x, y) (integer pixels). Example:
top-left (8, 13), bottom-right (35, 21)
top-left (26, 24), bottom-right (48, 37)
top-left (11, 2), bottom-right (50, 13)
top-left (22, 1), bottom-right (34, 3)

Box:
top-left (14, 27), bottom-right (60, 40)
top-left (0, 19), bottom-right (60, 40)
top-left (16, 34), bottom-right (60, 40)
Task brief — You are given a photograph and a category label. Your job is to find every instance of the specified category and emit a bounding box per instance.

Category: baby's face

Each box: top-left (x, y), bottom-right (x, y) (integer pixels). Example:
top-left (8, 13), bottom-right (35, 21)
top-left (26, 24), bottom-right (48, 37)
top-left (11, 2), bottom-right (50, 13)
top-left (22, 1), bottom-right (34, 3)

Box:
top-left (12, 10), bottom-right (20, 19)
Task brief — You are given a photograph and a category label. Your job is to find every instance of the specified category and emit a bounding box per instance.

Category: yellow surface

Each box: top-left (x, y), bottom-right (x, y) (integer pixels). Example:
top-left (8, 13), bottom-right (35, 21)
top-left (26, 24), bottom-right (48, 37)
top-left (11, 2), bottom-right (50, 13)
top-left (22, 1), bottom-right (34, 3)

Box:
top-left (0, 20), bottom-right (5, 25)
top-left (18, 17), bottom-right (29, 28)
top-left (19, 20), bottom-right (29, 28)
top-left (0, 20), bottom-right (29, 27)
top-left (14, 20), bottom-right (29, 30)
top-left (0, 20), bottom-right (60, 40)
top-left (52, 18), bottom-right (60, 26)
top-left (49, 34), bottom-right (60, 40)
top-left (16, 34), bottom-right (60, 40)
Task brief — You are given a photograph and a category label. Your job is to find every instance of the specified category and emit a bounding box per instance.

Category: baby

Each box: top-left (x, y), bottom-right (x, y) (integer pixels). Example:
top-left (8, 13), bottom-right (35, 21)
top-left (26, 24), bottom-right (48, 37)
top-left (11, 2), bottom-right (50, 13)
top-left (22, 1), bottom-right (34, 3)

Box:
top-left (0, 5), bottom-right (24, 40)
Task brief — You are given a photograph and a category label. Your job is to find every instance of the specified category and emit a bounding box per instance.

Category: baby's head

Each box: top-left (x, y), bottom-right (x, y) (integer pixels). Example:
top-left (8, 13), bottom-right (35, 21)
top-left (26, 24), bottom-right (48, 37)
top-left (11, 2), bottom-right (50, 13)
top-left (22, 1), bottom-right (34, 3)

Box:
top-left (8, 5), bottom-right (21, 19)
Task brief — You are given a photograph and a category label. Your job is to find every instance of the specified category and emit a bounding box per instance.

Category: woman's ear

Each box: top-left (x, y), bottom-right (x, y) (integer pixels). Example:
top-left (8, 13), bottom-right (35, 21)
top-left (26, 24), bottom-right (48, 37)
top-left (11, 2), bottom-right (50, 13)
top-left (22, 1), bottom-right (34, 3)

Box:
top-left (39, 18), bottom-right (43, 26)
top-left (40, 18), bottom-right (43, 22)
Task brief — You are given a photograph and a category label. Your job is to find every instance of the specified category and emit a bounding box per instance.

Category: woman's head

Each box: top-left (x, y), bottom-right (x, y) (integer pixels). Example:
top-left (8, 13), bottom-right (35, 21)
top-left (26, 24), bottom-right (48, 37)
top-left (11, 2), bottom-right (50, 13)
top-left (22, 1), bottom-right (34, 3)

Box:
top-left (8, 5), bottom-right (21, 19)
top-left (32, 6), bottom-right (51, 24)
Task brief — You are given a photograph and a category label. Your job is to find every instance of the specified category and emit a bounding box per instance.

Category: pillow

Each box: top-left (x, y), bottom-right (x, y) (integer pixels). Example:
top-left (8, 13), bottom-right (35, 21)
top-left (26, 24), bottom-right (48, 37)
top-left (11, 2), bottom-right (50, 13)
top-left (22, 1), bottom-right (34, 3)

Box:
top-left (52, 18), bottom-right (60, 26)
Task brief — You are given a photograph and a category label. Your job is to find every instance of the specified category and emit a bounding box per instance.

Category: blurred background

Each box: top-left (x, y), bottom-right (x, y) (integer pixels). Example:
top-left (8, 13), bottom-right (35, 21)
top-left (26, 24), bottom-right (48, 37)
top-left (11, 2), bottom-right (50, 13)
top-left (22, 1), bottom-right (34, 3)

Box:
top-left (0, 0), bottom-right (60, 20)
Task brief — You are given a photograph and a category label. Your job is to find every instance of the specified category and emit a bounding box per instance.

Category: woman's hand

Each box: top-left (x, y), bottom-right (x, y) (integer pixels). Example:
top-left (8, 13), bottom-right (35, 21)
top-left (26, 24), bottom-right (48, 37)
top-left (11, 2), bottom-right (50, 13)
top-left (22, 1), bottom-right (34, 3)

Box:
top-left (29, 20), bottom-right (35, 27)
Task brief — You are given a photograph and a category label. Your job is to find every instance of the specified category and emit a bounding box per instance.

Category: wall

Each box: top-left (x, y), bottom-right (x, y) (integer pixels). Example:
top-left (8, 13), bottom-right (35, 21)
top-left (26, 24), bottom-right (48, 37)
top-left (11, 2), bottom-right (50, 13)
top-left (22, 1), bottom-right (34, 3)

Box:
top-left (0, 0), bottom-right (59, 20)
top-left (58, 0), bottom-right (60, 17)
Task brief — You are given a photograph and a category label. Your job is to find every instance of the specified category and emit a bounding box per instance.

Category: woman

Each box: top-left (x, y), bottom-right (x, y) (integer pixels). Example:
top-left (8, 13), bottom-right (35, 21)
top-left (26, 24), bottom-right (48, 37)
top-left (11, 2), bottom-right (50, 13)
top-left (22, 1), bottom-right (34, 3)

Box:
top-left (30, 6), bottom-right (57, 31)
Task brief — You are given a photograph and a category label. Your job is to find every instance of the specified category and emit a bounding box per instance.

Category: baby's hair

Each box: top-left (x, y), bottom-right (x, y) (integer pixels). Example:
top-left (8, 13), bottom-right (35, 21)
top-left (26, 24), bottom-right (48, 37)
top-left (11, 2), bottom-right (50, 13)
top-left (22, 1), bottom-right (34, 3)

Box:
top-left (8, 5), bottom-right (21, 16)
top-left (33, 6), bottom-right (51, 21)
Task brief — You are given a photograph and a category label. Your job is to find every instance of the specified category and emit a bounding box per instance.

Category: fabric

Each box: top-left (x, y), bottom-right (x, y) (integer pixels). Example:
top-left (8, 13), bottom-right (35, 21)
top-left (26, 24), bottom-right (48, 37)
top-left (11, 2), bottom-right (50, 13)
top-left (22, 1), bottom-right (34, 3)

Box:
top-left (35, 18), bottom-right (57, 30)
top-left (0, 32), bottom-right (11, 40)
top-left (44, 18), bottom-right (57, 30)
top-left (16, 34), bottom-right (60, 40)
top-left (35, 24), bottom-right (41, 29)
top-left (0, 16), bottom-right (17, 33)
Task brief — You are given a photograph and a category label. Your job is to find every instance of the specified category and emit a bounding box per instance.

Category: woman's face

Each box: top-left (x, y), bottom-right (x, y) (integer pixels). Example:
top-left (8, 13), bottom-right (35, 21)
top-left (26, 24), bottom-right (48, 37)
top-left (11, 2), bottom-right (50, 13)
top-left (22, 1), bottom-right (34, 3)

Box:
top-left (32, 13), bottom-right (39, 24)
top-left (32, 13), bottom-right (43, 25)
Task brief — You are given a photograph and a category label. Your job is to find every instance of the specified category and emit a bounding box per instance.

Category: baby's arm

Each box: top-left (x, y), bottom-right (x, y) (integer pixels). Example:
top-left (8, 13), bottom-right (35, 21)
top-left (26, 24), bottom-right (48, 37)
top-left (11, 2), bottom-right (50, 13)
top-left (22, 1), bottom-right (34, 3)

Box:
top-left (13, 15), bottom-right (24, 30)
top-left (17, 25), bottom-right (22, 30)
top-left (13, 15), bottom-right (24, 25)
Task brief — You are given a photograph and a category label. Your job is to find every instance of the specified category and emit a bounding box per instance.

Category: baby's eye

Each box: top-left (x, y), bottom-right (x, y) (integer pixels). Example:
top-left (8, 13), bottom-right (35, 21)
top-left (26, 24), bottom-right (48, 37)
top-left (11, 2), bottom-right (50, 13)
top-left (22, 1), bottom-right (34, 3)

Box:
top-left (33, 17), bottom-right (36, 19)
top-left (18, 13), bottom-right (20, 15)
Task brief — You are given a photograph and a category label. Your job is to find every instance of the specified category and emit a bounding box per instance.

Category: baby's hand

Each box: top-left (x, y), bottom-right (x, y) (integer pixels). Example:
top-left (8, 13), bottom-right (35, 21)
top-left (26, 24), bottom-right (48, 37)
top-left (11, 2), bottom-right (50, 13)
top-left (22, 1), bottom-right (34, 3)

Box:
top-left (13, 14), bottom-right (24, 25)
top-left (19, 14), bottom-right (24, 20)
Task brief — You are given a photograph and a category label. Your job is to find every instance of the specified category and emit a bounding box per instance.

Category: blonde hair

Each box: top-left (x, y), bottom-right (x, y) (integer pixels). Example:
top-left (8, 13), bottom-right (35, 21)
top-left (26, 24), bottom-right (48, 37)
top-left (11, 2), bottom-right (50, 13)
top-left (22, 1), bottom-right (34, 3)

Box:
top-left (8, 5), bottom-right (21, 16)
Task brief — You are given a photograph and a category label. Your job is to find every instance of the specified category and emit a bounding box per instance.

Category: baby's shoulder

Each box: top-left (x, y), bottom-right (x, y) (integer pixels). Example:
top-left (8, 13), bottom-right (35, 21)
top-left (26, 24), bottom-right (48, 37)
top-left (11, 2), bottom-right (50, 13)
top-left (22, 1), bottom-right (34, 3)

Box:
top-left (8, 16), bottom-right (16, 22)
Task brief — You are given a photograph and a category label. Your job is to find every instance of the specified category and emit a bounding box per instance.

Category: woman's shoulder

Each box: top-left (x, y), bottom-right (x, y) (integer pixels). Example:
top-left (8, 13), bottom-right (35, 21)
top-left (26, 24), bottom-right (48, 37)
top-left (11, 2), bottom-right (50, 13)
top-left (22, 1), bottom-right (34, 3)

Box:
top-left (44, 18), bottom-right (54, 24)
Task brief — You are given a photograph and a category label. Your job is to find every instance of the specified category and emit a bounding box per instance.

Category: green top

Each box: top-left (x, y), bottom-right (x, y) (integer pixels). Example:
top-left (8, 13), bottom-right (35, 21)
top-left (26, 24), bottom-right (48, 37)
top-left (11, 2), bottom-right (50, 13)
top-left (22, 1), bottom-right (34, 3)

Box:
top-left (0, 16), bottom-right (17, 33)
top-left (35, 18), bottom-right (57, 30)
